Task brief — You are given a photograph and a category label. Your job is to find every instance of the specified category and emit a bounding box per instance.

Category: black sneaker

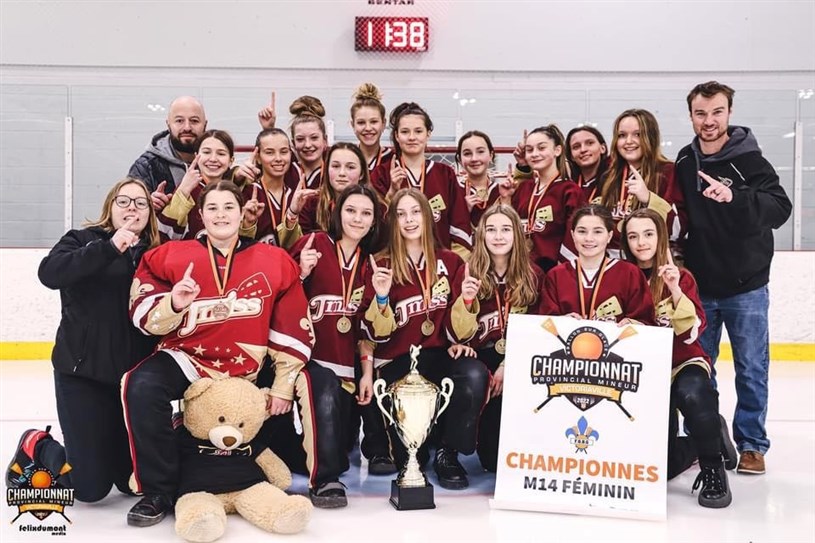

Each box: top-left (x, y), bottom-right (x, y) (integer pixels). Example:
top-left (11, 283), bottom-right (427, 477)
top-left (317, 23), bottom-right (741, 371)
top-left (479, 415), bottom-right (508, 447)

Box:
top-left (719, 415), bottom-right (738, 471)
top-left (127, 494), bottom-right (173, 527)
top-left (309, 480), bottom-right (348, 508)
top-left (368, 455), bottom-right (398, 476)
top-left (692, 462), bottom-right (732, 509)
top-left (6, 426), bottom-right (65, 489)
top-left (434, 448), bottom-right (468, 490)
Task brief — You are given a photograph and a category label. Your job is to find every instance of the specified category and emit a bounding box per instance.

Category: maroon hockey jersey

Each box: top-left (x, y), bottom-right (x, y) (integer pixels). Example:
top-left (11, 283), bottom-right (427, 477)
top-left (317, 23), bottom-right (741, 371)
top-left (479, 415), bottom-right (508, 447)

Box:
top-left (539, 258), bottom-right (656, 325)
top-left (457, 175), bottom-right (501, 228)
top-left (130, 238), bottom-right (313, 399)
top-left (360, 249), bottom-right (472, 367)
top-left (241, 181), bottom-right (294, 246)
top-left (370, 159), bottom-right (472, 251)
top-left (511, 177), bottom-right (584, 268)
top-left (290, 232), bottom-right (370, 381)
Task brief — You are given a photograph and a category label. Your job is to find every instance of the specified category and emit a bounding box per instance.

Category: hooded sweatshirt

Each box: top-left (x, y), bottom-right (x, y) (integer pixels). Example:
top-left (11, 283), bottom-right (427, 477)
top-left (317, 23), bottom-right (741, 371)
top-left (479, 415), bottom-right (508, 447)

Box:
top-left (675, 126), bottom-right (791, 298)
top-left (128, 130), bottom-right (189, 193)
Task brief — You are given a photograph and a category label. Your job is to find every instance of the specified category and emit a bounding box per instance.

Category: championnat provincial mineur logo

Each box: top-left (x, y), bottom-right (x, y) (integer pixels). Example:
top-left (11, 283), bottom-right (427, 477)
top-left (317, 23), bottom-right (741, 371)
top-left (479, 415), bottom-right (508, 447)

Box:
top-left (6, 427), bottom-right (74, 525)
top-left (532, 318), bottom-right (642, 420)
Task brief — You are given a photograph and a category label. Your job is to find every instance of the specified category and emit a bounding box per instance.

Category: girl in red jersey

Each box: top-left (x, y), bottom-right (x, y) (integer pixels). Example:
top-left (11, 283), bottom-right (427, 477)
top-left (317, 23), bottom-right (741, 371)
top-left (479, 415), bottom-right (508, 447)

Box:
top-left (598, 109), bottom-right (686, 258)
top-left (456, 130), bottom-right (502, 228)
top-left (621, 208), bottom-right (734, 508)
top-left (239, 128), bottom-right (317, 247)
top-left (284, 184), bottom-right (384, 507)
top-left (123, 180), bottom-right (313, 527)
top-left (370, 102), bottom-right (472, 257)
top-left (351, 83), bottom-right (393, 171)
top-left (540, 204), bottom-right (655, 325)
top-left (565, 125), bottom-right (609, 203)
top-left (159, 130), bottom-right (241, 241)
top-left (454, 205), bottom-right (544, 472)
top-left (360, 188), bottom-right (489, 490)
top-left (504, 125), bottom-right (584, 271)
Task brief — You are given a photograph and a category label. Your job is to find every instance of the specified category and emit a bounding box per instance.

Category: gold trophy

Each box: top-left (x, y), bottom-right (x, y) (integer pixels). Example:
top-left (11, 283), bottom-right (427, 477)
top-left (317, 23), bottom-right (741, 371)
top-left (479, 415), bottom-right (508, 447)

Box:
top-left (373, 345), bottom-right (454, 510)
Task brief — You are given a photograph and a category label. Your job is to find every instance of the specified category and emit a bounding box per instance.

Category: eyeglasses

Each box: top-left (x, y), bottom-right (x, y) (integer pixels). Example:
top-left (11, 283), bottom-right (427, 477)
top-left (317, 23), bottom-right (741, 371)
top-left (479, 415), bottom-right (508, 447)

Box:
top-left (114, 195), bottom-right (150, 210)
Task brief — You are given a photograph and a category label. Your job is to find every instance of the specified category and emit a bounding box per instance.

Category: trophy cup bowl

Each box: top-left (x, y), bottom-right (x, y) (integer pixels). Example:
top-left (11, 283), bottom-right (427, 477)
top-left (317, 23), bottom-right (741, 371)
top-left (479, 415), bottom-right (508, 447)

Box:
top-left (373, 345), bottom-right (453, 510)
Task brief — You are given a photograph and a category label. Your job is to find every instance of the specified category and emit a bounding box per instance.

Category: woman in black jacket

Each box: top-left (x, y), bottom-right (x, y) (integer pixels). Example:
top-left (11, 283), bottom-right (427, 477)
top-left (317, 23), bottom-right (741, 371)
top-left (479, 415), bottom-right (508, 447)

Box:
top-left (38, 177), bottom-right (161, 502)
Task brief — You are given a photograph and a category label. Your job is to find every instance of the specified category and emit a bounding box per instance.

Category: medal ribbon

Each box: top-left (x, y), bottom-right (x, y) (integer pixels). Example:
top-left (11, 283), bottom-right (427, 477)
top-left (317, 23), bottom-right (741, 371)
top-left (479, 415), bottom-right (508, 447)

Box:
top-left (207, 237), bottom-right (238, 297)
top-left (576, 256), bottom-right (608, 319)
top-left (494, 284), bottom-right (512, 339)
top-left (465, 176), bottom-right (489, 209)
top-left (618, 165), bottom-right (630, 212)
top-left (336, 244), bottom-right (361, 318)
top-left (525, 173), bottom-right (559, 233)
top-left (410, 255), bottom-right (433, 324)
top-left (263, 182), bottom-right (288, 232)
top-left (400, 157), bottom-right (426, 193)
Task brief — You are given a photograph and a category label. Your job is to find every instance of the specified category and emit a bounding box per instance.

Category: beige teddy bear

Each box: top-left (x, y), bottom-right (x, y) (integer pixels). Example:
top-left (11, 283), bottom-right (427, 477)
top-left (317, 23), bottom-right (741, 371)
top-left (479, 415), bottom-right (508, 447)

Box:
top-left (174, 377), bottom-right (313, 542)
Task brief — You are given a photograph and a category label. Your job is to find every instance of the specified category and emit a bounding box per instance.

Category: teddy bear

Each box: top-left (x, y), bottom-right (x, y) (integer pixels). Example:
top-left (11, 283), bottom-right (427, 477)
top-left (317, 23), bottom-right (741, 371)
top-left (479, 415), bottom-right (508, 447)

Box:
top-left (174, 377), bottom-right (313, 543)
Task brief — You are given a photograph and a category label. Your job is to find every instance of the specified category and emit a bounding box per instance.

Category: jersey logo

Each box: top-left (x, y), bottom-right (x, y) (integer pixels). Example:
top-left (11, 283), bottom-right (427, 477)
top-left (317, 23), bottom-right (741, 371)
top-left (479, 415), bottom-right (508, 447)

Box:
top-left (428, 194), bottom-right (446, 223)
top-left (594, 296), bottom-right (622, 321)
top-left (393, 293), bottom-right (449, 327)
top-left (178, 273), bottom-right (271, 336)
top-left (309, 294), bottom-right (360, 322)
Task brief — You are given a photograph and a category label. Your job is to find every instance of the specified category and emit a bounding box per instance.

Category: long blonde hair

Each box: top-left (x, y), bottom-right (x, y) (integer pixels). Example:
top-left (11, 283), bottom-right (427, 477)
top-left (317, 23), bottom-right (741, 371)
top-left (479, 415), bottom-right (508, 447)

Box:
top-left (468, 204), bottom-right (538, 307)
top-left (382, 188), bottom-right (438, 286)
top-left (84, 178), bottom-right (160, 249)
top-left (600, 109), bottom-right (670, 210)
top-left (621, 208), bottom-right (670, 304)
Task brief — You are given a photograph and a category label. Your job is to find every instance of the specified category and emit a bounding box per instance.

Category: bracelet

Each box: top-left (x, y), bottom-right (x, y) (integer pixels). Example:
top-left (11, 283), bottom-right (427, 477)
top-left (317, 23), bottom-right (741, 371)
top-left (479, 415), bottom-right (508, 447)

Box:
top-left (360, 355), bottom-right (374, 363)
top-left (375, 294), bottom-right (389, 304)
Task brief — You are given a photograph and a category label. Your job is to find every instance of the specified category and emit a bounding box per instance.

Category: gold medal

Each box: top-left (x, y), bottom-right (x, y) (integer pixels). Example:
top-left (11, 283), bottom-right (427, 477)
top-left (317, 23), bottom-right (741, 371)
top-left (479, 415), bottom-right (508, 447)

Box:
top-left (495, 338), bottom-right (506, 355)
top-left (421, 319), bottom-right (435, 336)
top-left (336, 316), bottom-right (352, 334)
top-left (213, 302), bottom-right (230, 320)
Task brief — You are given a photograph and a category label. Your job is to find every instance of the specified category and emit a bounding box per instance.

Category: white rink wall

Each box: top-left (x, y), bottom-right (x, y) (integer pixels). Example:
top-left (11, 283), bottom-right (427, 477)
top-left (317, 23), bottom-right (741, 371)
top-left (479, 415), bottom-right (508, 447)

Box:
top-left (1, 248), bottom-right (812, 344)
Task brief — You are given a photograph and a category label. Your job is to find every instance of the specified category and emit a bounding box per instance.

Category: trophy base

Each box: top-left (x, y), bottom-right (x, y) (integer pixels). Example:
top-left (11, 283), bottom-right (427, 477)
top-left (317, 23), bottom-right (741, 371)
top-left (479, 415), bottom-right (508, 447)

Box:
top-left (389, 480), bottom-right (436, 510)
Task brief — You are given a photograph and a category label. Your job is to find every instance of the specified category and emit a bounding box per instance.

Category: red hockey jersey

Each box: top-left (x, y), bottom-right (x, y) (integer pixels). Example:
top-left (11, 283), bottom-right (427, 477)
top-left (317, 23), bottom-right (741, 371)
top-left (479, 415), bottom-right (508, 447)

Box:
top-left (370, 160), bottom-right (472, 251)
top-left (289, 232), bottom-right (370, 381)
top-left (130, 238), bottom-right (314, 399)
top-left (367, 147), bottom-right (394, 171)
top-left (360, 249), bottom-right (472, 367)
top-left (539, 258), bottom-right (656, 325)
top-left (511, 177), bottom-right (584, 269)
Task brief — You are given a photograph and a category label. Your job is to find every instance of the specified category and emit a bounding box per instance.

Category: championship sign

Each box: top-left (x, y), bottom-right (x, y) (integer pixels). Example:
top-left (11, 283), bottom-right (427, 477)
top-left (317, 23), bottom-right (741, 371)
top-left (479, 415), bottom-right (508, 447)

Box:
top-left (490, 315), bottom-right (673, 520)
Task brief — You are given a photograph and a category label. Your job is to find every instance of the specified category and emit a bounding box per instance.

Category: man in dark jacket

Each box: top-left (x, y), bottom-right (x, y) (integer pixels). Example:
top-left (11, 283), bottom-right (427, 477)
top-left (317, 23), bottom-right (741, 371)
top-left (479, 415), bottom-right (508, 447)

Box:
top-left (128, 96), bottom-right (207, 210)
top-left (676, 81), bottom-right (792, 477)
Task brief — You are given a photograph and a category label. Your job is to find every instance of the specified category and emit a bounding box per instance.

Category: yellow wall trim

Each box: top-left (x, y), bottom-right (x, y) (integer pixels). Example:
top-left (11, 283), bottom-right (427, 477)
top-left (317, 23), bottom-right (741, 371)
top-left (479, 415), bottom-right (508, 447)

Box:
top-left (1, 341), bottom-right (813, 361)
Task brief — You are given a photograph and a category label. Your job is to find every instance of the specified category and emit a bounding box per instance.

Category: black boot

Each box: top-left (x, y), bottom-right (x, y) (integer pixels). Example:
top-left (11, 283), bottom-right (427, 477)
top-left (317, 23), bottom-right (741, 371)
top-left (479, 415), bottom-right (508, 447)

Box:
top-left (127, 494), bottom-right (174, 527)
top-left (309, 480), bottom-right (348, 509)
top-left (434, 448), bottom-right (468, 490)
top-left (368, 455), bottom-right (398, 476)
top-left (692, 460), bottom-right (732, 509)
top-left (719, 415), bottom-right (737, 471)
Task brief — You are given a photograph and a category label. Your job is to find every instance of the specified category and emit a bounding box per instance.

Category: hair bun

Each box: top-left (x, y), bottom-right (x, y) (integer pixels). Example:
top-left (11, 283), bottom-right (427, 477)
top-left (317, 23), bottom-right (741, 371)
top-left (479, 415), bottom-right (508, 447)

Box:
top-left (289, 95), bottom-right (325, 118)
top-left (354, 83), bottom-right (382, 102)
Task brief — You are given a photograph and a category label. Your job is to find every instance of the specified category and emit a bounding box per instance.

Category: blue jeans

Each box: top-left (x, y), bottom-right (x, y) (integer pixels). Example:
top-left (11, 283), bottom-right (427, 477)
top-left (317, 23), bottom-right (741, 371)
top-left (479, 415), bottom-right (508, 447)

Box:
top-left (699, 285), bottom-right (770, 455)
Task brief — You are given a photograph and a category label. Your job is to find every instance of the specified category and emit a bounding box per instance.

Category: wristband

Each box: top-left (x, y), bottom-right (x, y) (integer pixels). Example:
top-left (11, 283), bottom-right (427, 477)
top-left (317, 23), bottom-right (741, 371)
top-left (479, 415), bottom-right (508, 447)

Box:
top-left (375, 293), bottom-right (389, 304)
top-left (360, 355), bottom-right (374, 364)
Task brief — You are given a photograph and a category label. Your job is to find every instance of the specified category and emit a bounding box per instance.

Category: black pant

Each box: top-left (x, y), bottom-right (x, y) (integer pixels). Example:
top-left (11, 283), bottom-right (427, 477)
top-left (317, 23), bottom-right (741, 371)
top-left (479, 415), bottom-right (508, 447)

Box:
top-left (53, 371), bottom-right (133, 502)
top-left (667, 364), bottom-right (722, 479)
top-left (367, 348), bottom-right (490, 469)
top-left (475, 347), bottom-right (504, 472)
top-left (122, 351), bottom-right (190, 499)
top-left (258, 361), bottom-right (350, 488)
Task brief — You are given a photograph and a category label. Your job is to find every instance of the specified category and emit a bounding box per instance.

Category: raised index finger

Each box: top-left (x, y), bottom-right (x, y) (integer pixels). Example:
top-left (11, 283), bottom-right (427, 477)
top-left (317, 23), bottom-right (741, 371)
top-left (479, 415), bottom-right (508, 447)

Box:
top-left (251, 185), bottom-right (258, 201)
top-left (666, 248), bottom-right (675, 267)
top-left (369, 254), bottom-right (379, 272)
top-left (304, 232), bottom-right (316, 250)
top-left (464, 262), bottom-right (471, 279)
top-left (183, 262), bottom-right (194, 280)
top-left (271, 90), bottom-right (276, 109)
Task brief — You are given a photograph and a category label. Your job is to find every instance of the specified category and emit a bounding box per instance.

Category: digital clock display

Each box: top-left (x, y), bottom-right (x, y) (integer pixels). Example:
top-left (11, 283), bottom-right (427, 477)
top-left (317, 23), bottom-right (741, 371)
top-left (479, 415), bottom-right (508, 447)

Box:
top-left (355, 17), bottom-right (429, 53)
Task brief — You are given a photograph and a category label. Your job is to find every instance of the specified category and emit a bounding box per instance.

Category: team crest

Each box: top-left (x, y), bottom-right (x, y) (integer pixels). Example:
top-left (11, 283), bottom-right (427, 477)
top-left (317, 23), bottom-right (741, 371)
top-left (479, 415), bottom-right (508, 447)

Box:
top-left (428, 194), bottom-right (446, 223)
top-left (565, 416), bottom-right (599, 454)
top-left (531, 318), bottom-right (642, 420)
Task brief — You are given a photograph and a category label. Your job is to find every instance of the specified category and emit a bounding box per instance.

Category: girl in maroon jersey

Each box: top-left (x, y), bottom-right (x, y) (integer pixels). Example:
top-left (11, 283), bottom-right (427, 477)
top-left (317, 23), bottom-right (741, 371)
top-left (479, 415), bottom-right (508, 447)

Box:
top-left (565, 125), bottom-right (609, 203)
top-left (598, 109), bottom-right (685, 258)
top-left (455, 130), bottom-right (502, 228)
top-left (454, 204), bottom-right (544, 472)
top-left (285, 184), bottom-right (384, 507)
top-left (239, 128), bottom-right (317, 247)
top-left (503, 124), bottom-right (583, 271)
top-left (351, 83), bottom-right (393, 171)
top-left (621, 208), bottom-right (733, 508)
top-left (370, 102), bottom-right (472, 256)
top-left (288, 96), bottom-right (328, 190)
top-left (540, 204), bottom-right (655, 325)
top-left (360, 188), bottom-right (488, 490)
top-left (159, 130), bottom-right (240, 241)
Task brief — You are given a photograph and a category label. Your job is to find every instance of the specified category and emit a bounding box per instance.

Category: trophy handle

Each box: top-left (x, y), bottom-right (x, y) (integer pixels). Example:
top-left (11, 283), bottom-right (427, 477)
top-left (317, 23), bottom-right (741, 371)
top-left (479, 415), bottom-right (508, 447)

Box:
top-left (434, 377), bottom-right (454, 424)
top-left (373, 378), bottom-right (396, 427)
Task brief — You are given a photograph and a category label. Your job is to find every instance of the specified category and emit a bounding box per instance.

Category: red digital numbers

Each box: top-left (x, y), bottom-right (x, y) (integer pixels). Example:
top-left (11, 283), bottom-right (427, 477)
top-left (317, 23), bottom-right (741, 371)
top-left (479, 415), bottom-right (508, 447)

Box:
top-left (355, 17), bottom-right (429, 52)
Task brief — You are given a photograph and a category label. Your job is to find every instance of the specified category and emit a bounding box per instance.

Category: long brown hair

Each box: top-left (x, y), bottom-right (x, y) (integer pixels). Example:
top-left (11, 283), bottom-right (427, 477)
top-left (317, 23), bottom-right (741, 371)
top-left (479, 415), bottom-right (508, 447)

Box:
top-left (468, 204), bottom-right (538, 307)
top-left (382, 188), bottom-right (438, 286)
top-left (621, 208), bottom-right (670, 304)
top-left (84, 178), bottom-right (160, 249)
top-left (317, 142), bottom-right (371, 231)
top-left (600, 109), bottom-right (670, 210)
